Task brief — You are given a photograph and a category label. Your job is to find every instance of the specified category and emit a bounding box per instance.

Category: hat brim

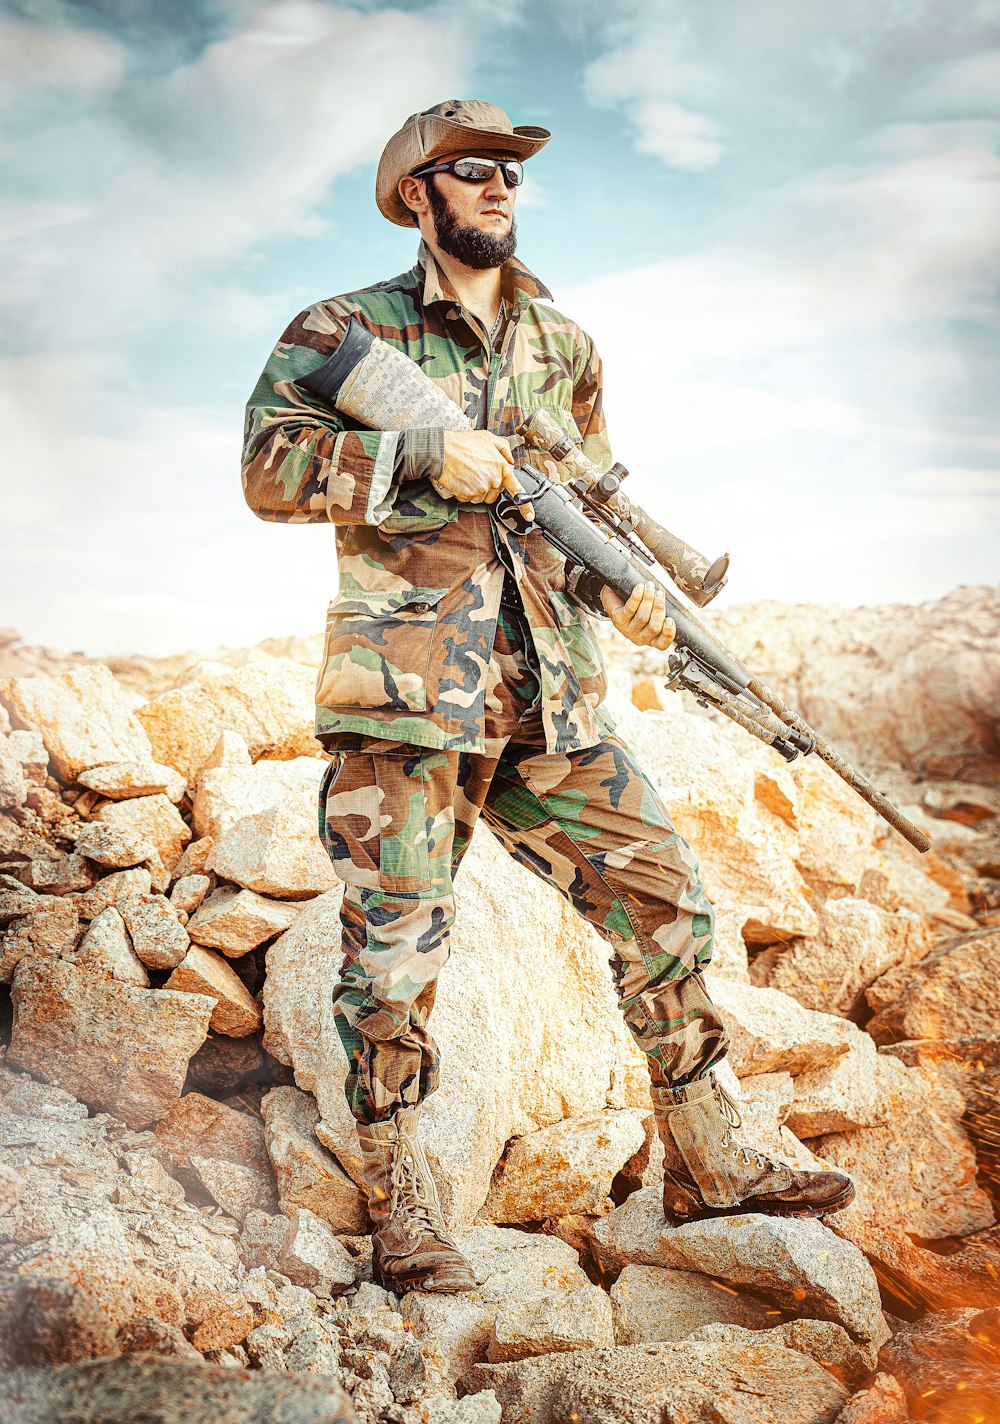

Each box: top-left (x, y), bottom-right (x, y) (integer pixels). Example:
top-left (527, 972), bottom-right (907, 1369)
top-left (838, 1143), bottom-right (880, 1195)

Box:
top-left (377, 119), bottom-right (550, 227)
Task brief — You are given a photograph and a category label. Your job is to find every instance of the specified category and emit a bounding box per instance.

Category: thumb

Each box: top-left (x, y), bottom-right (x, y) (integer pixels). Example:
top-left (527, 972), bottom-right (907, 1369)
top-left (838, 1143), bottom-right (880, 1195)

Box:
top-left (600, 586), bottom-right (624, 617)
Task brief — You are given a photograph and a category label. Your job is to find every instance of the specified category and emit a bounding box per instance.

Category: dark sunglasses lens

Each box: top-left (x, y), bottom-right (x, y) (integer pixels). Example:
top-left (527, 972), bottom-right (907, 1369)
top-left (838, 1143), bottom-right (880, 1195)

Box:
top-left (452, 158), bottom-right (523, 186)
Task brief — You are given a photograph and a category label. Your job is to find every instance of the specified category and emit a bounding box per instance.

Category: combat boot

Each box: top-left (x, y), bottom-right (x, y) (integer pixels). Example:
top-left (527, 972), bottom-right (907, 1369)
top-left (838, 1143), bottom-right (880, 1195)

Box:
top-left (355, 1107), bottom-right (477, 1294)
top-left (652, 1071), bottom-right (855, 1225)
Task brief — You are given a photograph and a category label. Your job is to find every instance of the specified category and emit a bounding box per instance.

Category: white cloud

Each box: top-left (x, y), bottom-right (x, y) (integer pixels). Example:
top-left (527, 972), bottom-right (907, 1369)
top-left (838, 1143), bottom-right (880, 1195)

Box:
top-left (901, 467), bottom-right (1000, 495)
top-left (913, 49), bottom-right (1000, 116)
top-left (0, 20), bottom-right (125, 102)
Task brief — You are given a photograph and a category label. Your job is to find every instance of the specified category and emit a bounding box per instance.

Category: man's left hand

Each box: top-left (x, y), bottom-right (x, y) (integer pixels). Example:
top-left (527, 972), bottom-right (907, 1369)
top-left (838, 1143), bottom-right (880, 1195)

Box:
top-left (600, 582), bottom-right (676, 650)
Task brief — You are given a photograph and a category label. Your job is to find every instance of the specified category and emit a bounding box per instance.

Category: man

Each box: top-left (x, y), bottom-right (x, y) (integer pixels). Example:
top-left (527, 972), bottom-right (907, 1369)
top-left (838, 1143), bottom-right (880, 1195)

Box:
top-left (242, 100), bottom-right (854, 1295)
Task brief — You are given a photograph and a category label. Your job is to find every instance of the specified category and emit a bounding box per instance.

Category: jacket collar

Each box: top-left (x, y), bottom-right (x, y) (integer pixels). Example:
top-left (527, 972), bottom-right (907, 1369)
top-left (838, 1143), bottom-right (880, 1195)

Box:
top-left (414, 239), bottom-right (553, 311)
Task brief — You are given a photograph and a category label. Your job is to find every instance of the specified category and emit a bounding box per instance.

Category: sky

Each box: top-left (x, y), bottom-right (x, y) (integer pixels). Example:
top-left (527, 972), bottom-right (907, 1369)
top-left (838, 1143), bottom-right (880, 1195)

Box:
top-left (1, 0), bottom-right (998, 656)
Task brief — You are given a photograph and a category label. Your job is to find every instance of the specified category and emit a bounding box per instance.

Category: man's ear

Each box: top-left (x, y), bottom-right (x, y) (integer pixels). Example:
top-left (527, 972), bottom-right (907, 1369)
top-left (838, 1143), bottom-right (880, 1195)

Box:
top-left (398, 174), bottom-right (429, 219)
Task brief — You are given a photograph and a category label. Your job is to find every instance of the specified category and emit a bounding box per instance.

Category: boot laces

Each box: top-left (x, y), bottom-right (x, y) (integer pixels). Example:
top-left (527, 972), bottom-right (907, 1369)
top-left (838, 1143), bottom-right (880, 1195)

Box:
top-left (390, 1130), bottom-right (452, 1240)
top-left (713, 1078), bottom-right (779, 1174)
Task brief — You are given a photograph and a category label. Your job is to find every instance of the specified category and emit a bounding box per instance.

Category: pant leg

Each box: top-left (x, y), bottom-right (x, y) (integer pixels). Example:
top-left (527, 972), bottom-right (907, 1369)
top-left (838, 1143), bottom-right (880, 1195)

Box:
top-left (483, 730), bottom-right (729, 1088)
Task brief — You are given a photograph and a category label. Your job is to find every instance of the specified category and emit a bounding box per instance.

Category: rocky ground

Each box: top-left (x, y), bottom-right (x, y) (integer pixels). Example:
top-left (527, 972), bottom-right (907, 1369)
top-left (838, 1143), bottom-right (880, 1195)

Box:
top-left (0, 584), bottom-right (998, 1424)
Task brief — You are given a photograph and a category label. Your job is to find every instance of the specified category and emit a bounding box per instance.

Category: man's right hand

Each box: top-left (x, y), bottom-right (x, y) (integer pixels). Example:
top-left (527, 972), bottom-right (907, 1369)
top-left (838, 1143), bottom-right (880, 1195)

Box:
top-left (433, 431), bottom-right (534, 520)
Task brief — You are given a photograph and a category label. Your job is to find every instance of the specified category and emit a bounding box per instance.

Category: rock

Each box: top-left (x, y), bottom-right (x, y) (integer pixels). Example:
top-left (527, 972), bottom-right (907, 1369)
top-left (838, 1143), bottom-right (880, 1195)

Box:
top-left (0, 737), bottom-right (27, 809)
top-left (76, 866), bottom-right (153, 919)
top-left (877, 1306), bottom-right (1000, 1416)
top-left (153, 1090), bottom-right (270, 1172)
top-left (0, 1162), bottom-right (26, 1215)
top-left (184, 1031), bottom-right (268, 1096)
top-left (831, 1372), bottom-right (909, 1424)
top-left (74, 821), bottom-right (167, 889)
top-left (24, 852), bottom-right (98, 894)
top-left (262, 1085), bottom-right (368, 1232)
top-left (813, 1055), bottom-right (994, 1240)
top-left (786, 1036), bottom-right (889, 1137)
top-left (0, 1273), bottom-right (120, 1366)
top-left (136, 658), bottom-right (322, 783)
top-left (687, 1319), bottom-right (876, 1390)
top-left (238, 1209), bottom-right (290, 1272)
top-left (866, 927), bottom-right (1000, 1044)
top-left (208, 793), bottom-right (340, 900)
top-left (192, 755), bottom-right (327, 840)
top-left (77, 758), bottom-right (187, 803)
top-left (5, 1209), bottom-right (140, 1335)
top-left (116, 1315), bottom-right (202, 1359)
top-left (5, 728), bottom-right (49, 784)
top-left (171, 836), bottom-right (215, 880)
top-left (170, 874), bottom-right (211, 915)
top-left (197, 729), bottom-right (253, 774)
top-left (7, 958), bottom-right (213, 1127)
top-left (1, 664), bottom-right (153, 783)
top-left (0, 899), bottom-right (80, 982)
top-left (590, 1189), bottom-right (888, 1352)
top-left (488, 1283), bottom-right (615, 1362)
top-left (0, 1354), bottom-right (358, 1423)
top-left (609, 1263), bottom-right (777, 1344)
top-left (261, 887), bottom-right (344, 1090)
top-left (190, 1155), bottom-right (277, 1222)
top-left (792, 759), bottom-right (881, 899)
top-left (165, 946), bottom-right (263, 1036)
top-left (464, 1336), bottom-right (848, 1423)
top-left (76, 907), bottom-right (150, 986)
top-left (616, 1111), bottom-right (665, 1196)
top-left (279, 1205), bottom-right (357, 1295)
top-left (766, 897), bottom-right (929, 1019)
top-left (707, 977), bottom-right (857, 1077)
top-left (0, 879), bottom-right (47, 925)
top-left (187, 887), bottom-right (301, 957)
top-left (93, 794), bottom-right (191, 871)
top-left (484, 1110), bottom-right (646, 1223)
top-left (117, 892), bottom-right (190, 969)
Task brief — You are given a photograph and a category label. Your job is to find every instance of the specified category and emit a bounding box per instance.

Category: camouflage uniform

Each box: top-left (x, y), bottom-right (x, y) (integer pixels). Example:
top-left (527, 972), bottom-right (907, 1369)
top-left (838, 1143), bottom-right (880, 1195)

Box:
top-left (244, 243), bottom-right (730, 1124)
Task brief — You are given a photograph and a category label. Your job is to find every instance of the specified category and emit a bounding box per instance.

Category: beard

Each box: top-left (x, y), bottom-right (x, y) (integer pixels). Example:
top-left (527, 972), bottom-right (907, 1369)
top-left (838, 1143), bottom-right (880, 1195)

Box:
top-left (426, 177), bottom-right (518, 269)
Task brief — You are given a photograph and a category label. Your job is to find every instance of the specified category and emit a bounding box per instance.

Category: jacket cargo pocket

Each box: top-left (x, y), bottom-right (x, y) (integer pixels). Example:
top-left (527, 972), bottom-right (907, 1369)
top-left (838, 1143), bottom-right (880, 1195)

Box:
top-left (315, 585), bottom-right (450, 713)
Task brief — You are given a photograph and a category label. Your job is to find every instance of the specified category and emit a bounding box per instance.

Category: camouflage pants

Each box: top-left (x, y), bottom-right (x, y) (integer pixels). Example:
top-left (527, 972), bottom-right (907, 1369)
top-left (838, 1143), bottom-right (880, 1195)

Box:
top-left (319, 604), bottom-right (729, 1124)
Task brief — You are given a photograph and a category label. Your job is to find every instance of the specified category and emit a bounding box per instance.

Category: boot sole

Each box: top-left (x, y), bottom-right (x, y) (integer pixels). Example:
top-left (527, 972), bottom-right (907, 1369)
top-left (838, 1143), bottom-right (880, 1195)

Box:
top-left (372, 1258), bottom-right (478, 1295)
top-left (666, 1180), bottom-right (856, 1226)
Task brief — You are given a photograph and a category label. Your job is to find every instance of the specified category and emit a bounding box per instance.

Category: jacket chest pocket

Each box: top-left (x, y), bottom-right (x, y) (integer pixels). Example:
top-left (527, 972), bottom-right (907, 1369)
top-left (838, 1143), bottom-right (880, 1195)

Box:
top-left (315, 586), bottom-right (450, 712)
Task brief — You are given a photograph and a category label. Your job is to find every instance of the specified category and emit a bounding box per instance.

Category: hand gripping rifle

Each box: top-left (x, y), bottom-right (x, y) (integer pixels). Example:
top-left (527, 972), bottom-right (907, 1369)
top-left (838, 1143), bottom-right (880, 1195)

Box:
top-left (300, 318), bottom-right (931, 854)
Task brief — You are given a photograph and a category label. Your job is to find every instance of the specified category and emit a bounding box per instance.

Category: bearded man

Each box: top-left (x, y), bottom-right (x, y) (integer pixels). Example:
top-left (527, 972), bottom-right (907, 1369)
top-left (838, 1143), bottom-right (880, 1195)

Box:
top-left (242, 100), bottom-right (854, 1295)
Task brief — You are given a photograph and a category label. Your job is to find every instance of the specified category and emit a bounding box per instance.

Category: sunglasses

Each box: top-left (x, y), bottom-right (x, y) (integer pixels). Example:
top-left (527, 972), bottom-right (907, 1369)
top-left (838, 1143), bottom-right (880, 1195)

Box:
top-left (410, 156), bottom-right (524, 188)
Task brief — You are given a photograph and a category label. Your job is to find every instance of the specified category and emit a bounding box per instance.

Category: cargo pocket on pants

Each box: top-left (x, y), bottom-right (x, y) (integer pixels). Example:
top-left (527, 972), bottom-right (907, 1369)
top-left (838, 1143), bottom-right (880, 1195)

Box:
top-left (318, 750), bottom-right (432, 894)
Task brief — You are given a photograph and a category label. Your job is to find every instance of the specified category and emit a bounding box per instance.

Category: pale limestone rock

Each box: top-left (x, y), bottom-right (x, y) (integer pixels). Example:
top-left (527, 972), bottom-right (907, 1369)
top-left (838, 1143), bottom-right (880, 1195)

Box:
top-left (165, 945), bottom-right (263, 1037)
top-left (77, 758), bottom-right (186, 803)
top-left (197, 728), bottom-right (253, 775)
top-left (5, 727), bottom-right (49, 784)
top-left (239, 1209), bottom-right (290, 1272)
top-left (170, 836), bottom-right (214, 880)
top-left (76, 866), bottom-right (152, 919)
top-left (76, 906), bottom-right (149, 986)
top-left (190, 1154), bottom-right (277, 1222)
top-left (209, 792), bottom-right (339, 900)
top-left (193, 754), bottom-right (327, 840)
top-left (609, 1263), bottom-right (776, 1344)
top-left (1, 664), bottom-right (153, 783)
top-left (117, 892), bottom-right (190, 970)
top-left (617, 1110), bottom-right (665, 1195)
top-left (262, 887), bottom-right (344, 1090)
top-left (187, 886), bottom-right (302, 957)
top-left (279, 1205), bottom-right (357, 1295)
top-left (262, 1084), bottom-right (368, 1232)
top-left (707, 976), bottom-right (856, 1077)
top-left (766, 897), bottom-right (930, 1019)
top-left (0, 1161), bottom-right (26, 1215)
top-left (25, 853), bottom-right (97, 894)
top-left (116, 1316), bottom-right (202, 1359)
top-left (465, 1336), bottom-right (848, 1424)
top-left (153, 1090), bottom-right (270, 1172)
top-left (590, 1188), bottom-right (888, 1352)
top-left (484, 1110), bottom-right (645, 1223)
top-left (488, 1283), bottom-right (615, 1362)
top-left (73, 822), bottom-right (168, 890)
top-left (832, 1373), bottom-right (909, 1424)
top-left (787, 1037), bottom-right (889, 1137)
top-left (8, 958), bottom-right (213, 1127)
top-left (791, 757), bottom-right (881, 897)
top-left (136, 658), bottom-right (322, 783)
top-left (189, 1294), bottom-right (255, 1352)
top-left (0, 736), bottom-right (27, 809)
top-left (93, 793), bottom-right (191, 871)
top-left (686, 1319), bottom-right (876, 1391)
top-left (7, 1208), bottom-right (139, 1335)
top-left (813, 1055), bottom-right (994, 1240)
top-left (0, 899), bottom-right (79, 983)
top-left (866, 926), bottom-right (1000, 1045)
top-left (0, 1274), bottom-right (120, 1366)
top-left (170, 874), bottom-right (210, 915)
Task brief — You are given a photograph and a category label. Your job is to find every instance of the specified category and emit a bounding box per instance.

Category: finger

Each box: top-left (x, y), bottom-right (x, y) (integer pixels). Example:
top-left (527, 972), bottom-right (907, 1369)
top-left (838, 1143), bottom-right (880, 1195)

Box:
top-left (489, 434), bottom-right (515, 464)
top-left (600, 587), bottom-right (623, 617)
top-left (653, 618), bottom-right (676, 650)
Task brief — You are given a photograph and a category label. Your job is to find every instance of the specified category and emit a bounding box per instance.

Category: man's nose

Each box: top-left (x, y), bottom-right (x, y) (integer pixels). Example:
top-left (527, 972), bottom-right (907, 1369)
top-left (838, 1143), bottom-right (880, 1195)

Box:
top-left (483, 167), bottom-right (515, 199)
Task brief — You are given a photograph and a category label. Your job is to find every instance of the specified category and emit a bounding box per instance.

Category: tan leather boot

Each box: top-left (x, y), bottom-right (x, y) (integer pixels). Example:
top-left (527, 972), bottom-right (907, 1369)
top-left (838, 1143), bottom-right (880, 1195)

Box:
top-left (652, 1072), bottom-right (856, 1225)
top-left (356, 1108), bottom-right (477, 1294)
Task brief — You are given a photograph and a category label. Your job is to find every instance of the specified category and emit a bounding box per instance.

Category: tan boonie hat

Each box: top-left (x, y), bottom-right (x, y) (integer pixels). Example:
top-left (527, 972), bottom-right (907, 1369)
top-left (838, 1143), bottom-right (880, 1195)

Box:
top-left (376, 99), bottom-right (551, 227)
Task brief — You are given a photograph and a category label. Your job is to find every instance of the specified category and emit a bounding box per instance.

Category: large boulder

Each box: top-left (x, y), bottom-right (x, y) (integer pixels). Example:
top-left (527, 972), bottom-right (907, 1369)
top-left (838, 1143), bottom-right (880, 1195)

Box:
top-left (609, 1263), bottom-right (775, 1344)
top-left (706, 977), bottom-right (857, 1077)
top-left (92, 794), bottom-right (191, 871)
top-left (483, 1110), bottom-right (645, 1224)
top-left (0, 664), bottom-right (153, 783)
top-left (208, 793), bottom-right (340, 900)
top-left (192, 755), bottom-right (327, 840)
top-left (866, 927), bottom-right (1000, 1044)
top-left (261, 1085), bottom-right (367, 1233)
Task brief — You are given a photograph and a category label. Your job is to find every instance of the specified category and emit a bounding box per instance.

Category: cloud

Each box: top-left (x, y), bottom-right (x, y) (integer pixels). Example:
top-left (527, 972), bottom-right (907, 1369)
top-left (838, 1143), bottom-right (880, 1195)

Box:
top-left (0, 19), bottom-right (125, 102)
top-left (913, 49), bottom-right (1000, 116)
top-left (901, 467), bottom-right (1000, 495)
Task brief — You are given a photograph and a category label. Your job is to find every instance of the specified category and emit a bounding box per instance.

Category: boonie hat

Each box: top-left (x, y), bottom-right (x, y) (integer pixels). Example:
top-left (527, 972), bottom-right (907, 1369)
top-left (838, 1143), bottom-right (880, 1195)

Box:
top-left (376, 99), bottom-right (550, 227)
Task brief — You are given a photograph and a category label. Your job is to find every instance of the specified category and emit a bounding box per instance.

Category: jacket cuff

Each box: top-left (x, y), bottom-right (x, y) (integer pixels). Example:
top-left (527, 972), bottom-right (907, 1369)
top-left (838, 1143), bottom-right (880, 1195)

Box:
top-left (398, 428), bottom-right (445, 484)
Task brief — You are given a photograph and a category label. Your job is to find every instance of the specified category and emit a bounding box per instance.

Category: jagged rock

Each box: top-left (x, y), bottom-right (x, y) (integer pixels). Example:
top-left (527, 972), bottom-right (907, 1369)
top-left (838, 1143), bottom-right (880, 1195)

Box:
top-left (190, 1155), bottom-right (276, 1221)
top-left (590, 1189), bottom-right (888, 1352)
top-left (279, 1205), bottom-right (357, 1295)
top-left (117, 892), bottom-right (190, 969)
top-left (463, 1336), bottom-right (848, 1424)
top-left (93, 793), bottom-right (191, 871)
top-left (165, 946), bottom-right (263, 1036)
top-left (0, 664), bottom-right (153, 783)
top-left (208, 793), bottom-right (340, 899)
top-left (877, 1306), bottom-right (1000, 1415)
top-left (197, 729), bottom-right (253, 775)
top-left (616, 1111), bottom-right (665, 1195)
top-left (262, 1085), bottom-right (368, 1232)
top-left (766, 897), bottom-right (929, 1018)
top-left (4, 1208), bottom-right (140, 1335)
top-left (5, 727), bottom-right (49, 784)
top-left (153, 1091), bottom-right (270, 1175)
top-left (76, 866), bottom-right (153, 919)
top-left (0, 899), bottom-right (80, 982)
top-left (189, 1292), bottom-right (256, 1352)
top-left (171, 836), bottom-right (215, 880)
top-left (691, 1318), bottom-right (877, 1389)
top-left (7, 958), bottom-right (213, 1126)
top-left (24, 852), bottom-right (97, 894)
top-left (0, 878), bottom-right (48, 925)
top-left (791, 759), bottom-right (881, 899)
top-left (484, 1110), bottom-right (645, 1223)
top-left (866, 927), bottom-right (1000, 1044)
top-left (238, 1209), bottom-right (290, 1272)
top-left (261, 887), bottom-right (344, 1089)
top-left (831, 1372), bottom-right (908, 1424)
top-left (609, 1263), bottom-right (777, 1344)
top-left (136, 658), bottom-right (322, 783)
top-left (0, 736), bottom-right (28, 809)
top-left (170, 874), bottom-right (211, 915)
top-left (192, 755), bottom-right (327, 840)
top-left (707, 976), bottom-right (857, 1077)
top-left (187, 887), bottom-right (301, 957)
top-left (116, 1315), bottom-right (202, 1359)
top-left (488, 1283), bottom-right (615, 1362)
top-left (184, 1031), bottom-right (269, 1096)
top-left (74, 821), bottom-right (168, 889)
top-left (76, 906), bottom-right (150, 986)
top-left (0, 1162), bottom-right (26, 1215)
top-left (786, 1036), bottom-right (889, 1137)
top-left (77, 758), bottom-right (187, 803)
top-left (0, 1273), bottom-right (120, 1366)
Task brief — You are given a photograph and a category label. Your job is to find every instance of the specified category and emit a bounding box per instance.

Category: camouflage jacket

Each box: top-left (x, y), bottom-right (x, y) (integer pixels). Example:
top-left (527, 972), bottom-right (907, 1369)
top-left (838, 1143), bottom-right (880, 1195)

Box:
top-left (242, 241), bottom-right (616, 754)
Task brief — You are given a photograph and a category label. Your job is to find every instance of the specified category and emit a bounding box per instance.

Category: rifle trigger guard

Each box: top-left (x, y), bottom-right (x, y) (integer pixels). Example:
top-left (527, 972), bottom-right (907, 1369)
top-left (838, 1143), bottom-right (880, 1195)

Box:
top-left (492, 493), bottom-right (535, 536)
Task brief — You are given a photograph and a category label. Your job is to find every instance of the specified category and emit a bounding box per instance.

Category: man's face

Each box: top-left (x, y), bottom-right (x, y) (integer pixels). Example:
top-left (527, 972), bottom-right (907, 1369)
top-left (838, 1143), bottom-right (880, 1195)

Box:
top-left (424, 149), bottom-right (519, 270)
